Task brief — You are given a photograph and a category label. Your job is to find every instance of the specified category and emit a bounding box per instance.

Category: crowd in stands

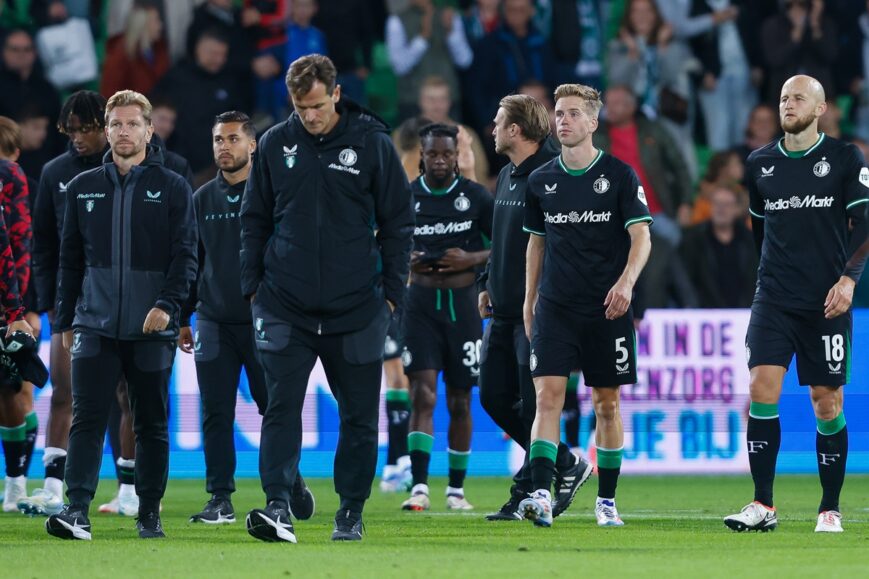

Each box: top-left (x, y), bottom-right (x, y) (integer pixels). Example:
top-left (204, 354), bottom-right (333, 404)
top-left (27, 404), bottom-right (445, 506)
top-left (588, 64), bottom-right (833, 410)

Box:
top-left (1, 0), bottom-right (868, 307)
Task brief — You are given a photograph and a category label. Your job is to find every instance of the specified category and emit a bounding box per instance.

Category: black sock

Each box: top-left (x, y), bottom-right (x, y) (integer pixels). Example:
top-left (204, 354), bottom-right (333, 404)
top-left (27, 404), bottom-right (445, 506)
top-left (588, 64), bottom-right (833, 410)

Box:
top-left (1, 438), bottom-right (26, 477)
top-left (555, 442), bottom-right (575, 471)
top-left (45, 454), bottom-right (66, 481)
top-left (447, 469), bottom-right (466, 489)
top-left (747, 413), bottom-right (781, 507)
top-left (409, 450), bottom-right (430, 486)
top-left (530, 457), bottom-right (555, 493)
top-left (817, 425), bottom-right (848, 513)
top-left (597, 467), bottom-right (620, 500)
top-left (23, 412), bottom-right (38, 475)
top-left (385, 397), bottom-right (410, 464)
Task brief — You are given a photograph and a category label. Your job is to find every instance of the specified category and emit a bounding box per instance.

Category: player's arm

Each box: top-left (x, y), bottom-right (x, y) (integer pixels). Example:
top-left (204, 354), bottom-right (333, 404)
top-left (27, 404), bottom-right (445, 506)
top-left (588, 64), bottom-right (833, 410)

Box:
top-left (605, 222), bottom-right (651, 320)
top-left (54, 179), bottom-right (85, 336)
top-left (522, 181), bottom-right (546, 340)
top-left (825, 148), bottom-right (869, 319)
top-left (239, 134), bottom-right (276, 303)
top-left (32, 168), bottom-right (58, 313)
top-left (438, 187), bottom-right (494, 273)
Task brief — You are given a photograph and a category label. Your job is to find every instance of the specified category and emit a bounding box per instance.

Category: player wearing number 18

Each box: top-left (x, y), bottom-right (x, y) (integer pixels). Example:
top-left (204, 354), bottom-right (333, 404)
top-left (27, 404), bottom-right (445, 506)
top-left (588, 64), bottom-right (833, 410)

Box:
top-left (519, 84), bottom-right (652, 528)
top-left (724, 75), bottom-right (869, 534)
top-left (400, 123), bottom-right (493, 512)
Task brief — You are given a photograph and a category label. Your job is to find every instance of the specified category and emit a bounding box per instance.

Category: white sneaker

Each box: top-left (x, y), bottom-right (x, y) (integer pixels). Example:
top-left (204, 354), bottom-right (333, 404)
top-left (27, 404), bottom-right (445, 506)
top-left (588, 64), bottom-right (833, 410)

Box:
top-left (815, 510), bottom-right (843, 533)
top-left (18, 487), bottom-right (64, 516)
top-left (401, 484), bottom-right (430, 511)
top-left (117, 485), bottom-right (139, 517)
top-left (595, 497), bottom-right (625, 527)
top-left (518, 490), bottom-right (553, 527)
top-left (98, 496), bottom-right (119, 514)
top-left (724, 501), bottom-right (777, 532)
top-left (379, 460), bottom-right (412, 493)
top-left (445, 494), bottom-right (474, 510)
top-left (3, 476), bottom-right (27, 512)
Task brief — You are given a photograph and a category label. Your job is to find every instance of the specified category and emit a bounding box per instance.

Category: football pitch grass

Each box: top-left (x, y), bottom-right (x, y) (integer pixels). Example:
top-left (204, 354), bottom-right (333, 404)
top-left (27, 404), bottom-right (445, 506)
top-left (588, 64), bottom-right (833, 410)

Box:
top-left (1, 475), bottom-right (867, 578)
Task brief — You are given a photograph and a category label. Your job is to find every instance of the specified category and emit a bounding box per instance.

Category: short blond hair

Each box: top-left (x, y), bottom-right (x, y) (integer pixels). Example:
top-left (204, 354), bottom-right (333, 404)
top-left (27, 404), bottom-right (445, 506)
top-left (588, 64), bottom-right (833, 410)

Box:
top-left (105, 90), bottom-right (152, 124)
top-left (0, 116), bottom-right (22, 157)
top-left (554, 84), bottom-right (602, 118)
top-left (498, 94), bottom-right (551, 143)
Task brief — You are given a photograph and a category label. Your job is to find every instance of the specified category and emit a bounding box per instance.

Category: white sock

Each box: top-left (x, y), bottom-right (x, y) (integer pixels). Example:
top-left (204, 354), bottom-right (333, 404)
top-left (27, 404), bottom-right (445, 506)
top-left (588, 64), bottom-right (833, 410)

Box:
top-left (411, 483), bottom-right (429, 496)
top-left (445, 486), bottom-right (464, 497)
top-left (118, 483), bottom-right (136, 498)
top-left (44, 477), bottom-right (63, 497)
top-left (42, 447), bottom-right (66, 467)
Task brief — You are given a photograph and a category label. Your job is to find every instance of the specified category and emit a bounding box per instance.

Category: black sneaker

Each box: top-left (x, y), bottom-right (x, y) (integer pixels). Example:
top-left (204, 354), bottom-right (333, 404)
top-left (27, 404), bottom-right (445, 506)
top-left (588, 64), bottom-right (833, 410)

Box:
top-left (331, 509), bottom-right (363, 541)
top-left (289, 474), bottom-right (315, 520)
top-left (136, 511), bottom-right (166, 538)
top-left (552, 455), bottom-right (593, 518)
top-left (189, 495), bottom-right (235, 524)
top-left (46, 504), bottom-right (92, 540)
top-left (246, 501), bottom-right (297, 543)
top-left (485, 489), bottom-right (524, 521)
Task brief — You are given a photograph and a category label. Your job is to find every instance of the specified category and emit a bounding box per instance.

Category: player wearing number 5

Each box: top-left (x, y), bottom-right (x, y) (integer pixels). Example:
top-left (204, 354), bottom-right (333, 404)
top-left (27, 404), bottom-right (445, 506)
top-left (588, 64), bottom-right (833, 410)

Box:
top-left (400, 124), bottom-right (493, 512)
top-left (725, 75), bottom-right (869, 534)
top-left (519, 84), bottom-right (652, 528)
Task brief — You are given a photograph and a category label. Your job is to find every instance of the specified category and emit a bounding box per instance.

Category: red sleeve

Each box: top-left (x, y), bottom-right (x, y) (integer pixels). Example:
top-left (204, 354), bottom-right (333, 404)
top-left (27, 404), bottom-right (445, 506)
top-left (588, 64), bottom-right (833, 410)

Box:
top-left (2, 163), bottom-right (31, 297)
top-left (0, 209), bottom-right (23, 323)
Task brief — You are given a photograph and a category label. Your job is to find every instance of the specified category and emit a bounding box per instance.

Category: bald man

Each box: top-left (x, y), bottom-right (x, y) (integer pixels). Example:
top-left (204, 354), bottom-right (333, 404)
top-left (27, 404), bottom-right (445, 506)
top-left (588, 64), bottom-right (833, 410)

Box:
top-left (725, 75), bottom-right (869, 534)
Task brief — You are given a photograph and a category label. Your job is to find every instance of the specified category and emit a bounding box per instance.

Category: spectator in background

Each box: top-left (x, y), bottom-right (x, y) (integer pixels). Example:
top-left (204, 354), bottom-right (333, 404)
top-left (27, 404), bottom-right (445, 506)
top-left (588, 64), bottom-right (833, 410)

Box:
top-left (100, 1), bottom-right (170, 98)
top-left (761, 0), bottom-right (836, 103)
top-left (691, 149), bottom-right (747, 224)
top-left (681, 186), bottom-right (757, 308)
top-left (607, 0), bottom-right (700, 180)
top-left (547, 0), bottom-right (605, 88)
top-left (15, 104), bottom-right (51, 180)
top-left (469, 0), bottom-right (551, 138)
top-left (149, 96), bottom-right (177, 150)
top-left (155, 30), bottom-right (247, 185)
top-left (394, 115), bottom-right (431, 180)
top-left (313, 0), bottom-right (375, 104)
top-left (386, 0), bottom-right (473, 122)
top-left (408, 76), bottom-right (488, 183)
top-left (187, 0), bottom-right (256, 108)
top-left (253, 0), bottom-right (326, 124)
top-left (818, 99), bottom-right (843, 139)
top-left (0, 29), bottom-right (61, 158)
top-left (0, 0), bottom-right (67, 30)
top-left (518, 78), bottom-right (556, 134)
top-left (107, 0), bottom-right (200, 62)
top-left (245, 0), bottom-right (290, 53)
top-left (690, 0), bottom-right (763, 152)
top-left (462, 0), bottom-right (500, 43)
top-left (733, 102), bottom-right (779, 162)
top-left (594, 85), bottom-right (693, 248)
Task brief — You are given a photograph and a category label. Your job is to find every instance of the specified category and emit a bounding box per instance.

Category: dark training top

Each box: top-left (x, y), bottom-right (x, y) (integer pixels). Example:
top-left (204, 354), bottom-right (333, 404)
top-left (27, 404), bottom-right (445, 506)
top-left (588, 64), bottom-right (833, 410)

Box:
top-left (182, 171), bottom-right (250, 326)
top-left (747, 133), bottom-right (869, 311)
top-left (410, 175), bottom-right (493, 267)
top-left (524, 149), bottom-right (652, 319)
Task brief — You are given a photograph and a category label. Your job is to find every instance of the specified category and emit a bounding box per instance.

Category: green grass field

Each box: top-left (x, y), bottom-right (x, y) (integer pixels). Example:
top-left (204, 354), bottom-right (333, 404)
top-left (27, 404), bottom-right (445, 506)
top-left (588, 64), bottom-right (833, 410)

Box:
top-left (2, 475), bottom-right (868, 578)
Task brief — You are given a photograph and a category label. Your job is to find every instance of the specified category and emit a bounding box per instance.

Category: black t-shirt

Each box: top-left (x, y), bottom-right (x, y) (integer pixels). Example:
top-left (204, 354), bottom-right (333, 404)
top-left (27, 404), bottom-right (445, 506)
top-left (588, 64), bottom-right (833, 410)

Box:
top-left (524, 150), bottom-right (652, 318)
top-left (411, 175), bottom-right (494, 266)
top-left (747, 133), bottom-right (869, 311)
top-left (709, 228), bottom-right (743, 308)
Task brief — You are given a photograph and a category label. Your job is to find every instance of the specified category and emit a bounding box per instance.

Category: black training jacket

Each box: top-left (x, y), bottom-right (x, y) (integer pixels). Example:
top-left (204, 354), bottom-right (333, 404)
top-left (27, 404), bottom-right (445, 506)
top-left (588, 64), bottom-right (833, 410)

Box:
top-left (181, 172), bottom-right (249, 325)
top-left (54, 146), bottom-right (197, 340)
top-left (240, 99), bottom-right (414, 335)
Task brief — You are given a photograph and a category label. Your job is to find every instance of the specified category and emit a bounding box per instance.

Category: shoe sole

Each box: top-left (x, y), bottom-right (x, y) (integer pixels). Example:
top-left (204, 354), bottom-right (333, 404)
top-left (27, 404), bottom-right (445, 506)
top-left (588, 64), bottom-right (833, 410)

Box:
top-left (290, 489), bottom-right (315, 521)
top-left (331, 533), bottom-right (362, 541)
top-left (402, 504), bottom-right (429, 511)
top-left (245, 511), bottom-right (297, 543)
top-left (552, 460), bottom-right (594, 518)
top-left (138, 531), bottom-right (166, 539)
top-left (190, 513), bottom-right (236, 524)
top-left (597, 520), bottom-right (625, 527)
top-left (45, 518), bottom-right (92, 540)
top-left (521, 503), bottom-right (552, 528)
top-left (723, 518), bottom-right (777, 532)
top-left (485, 513), bottom-right (523, 521)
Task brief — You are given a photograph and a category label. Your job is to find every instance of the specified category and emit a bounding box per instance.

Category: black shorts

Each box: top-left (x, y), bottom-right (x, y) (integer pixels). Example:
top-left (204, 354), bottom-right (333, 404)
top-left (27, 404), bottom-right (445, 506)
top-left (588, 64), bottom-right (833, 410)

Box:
top-left (530, 300), bottom-right (636, 387)
top-left (746, 301), bottom-right (852, 386)
top-left (383, 311), bottom-right (403, 361)
top-left (401, 284), bottom-right (483, 390)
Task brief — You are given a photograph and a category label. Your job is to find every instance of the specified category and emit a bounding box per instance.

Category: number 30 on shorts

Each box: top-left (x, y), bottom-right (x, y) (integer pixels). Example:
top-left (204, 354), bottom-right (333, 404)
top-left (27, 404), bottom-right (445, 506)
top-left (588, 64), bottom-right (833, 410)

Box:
top-left (462, 340), bottom-right (482, 367)
top-left (821, 334), bottom-right (845, 363)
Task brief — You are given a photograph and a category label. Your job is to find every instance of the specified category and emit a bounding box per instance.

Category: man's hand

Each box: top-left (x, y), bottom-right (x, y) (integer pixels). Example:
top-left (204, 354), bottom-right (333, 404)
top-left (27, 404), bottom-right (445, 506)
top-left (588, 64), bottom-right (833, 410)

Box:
top-left (7, 319), bottom-right (35, 340)
top-left (62, 330), bottom-right (73, 351)
top-left (178, 326), bottom-right (194, 354)
top-left (478, 290), bottom-right (492, 319)
top-left (436, 248), bottom-right (476, 273)
top-left (523, 302), bottom-right (535, 341)
top-left (410, 250), bottom-right (434, 273)
top-left (143, 308), bottom-right (171, 334)
top-left (387, 300), bottom-right (396, 313)
top-left (24, 312), bottom-right (41, 337)
top-left (604, 277), bottom-right (633, 320)
top-left (824, 276), bottom-right (855, 319)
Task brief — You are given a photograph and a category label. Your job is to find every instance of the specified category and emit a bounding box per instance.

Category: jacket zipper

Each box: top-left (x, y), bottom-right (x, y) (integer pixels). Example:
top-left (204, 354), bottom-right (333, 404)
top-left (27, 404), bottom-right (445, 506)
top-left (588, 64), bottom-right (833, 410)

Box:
top-left (315, 141), bottom-right (323, 334)
top-left (115, 169), bottom-right (126, 338)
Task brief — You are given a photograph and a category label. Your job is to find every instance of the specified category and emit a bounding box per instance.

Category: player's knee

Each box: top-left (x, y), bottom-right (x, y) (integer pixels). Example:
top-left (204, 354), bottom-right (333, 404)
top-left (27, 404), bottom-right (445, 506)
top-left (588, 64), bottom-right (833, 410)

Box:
top-left (446, 391), bottom-right (471, 420)
top-left (410, 382), bottom-right (436, 414)
top-left (50, 383), bottom-right (73, 410)
top-left (535, 388), bottom-right (562, 416)
top-left (593, 397), bottom-right (619, 422)
top-left (810, 388), bottom-right (842, 420)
